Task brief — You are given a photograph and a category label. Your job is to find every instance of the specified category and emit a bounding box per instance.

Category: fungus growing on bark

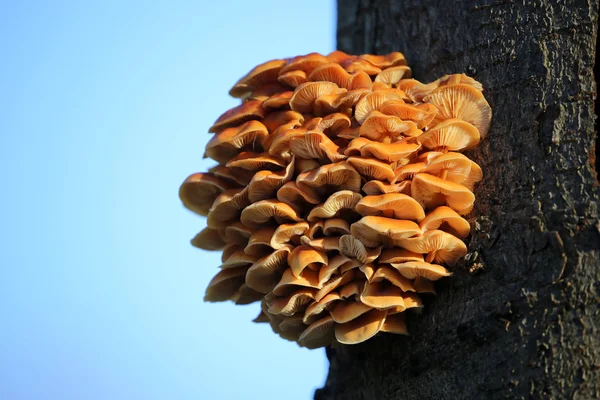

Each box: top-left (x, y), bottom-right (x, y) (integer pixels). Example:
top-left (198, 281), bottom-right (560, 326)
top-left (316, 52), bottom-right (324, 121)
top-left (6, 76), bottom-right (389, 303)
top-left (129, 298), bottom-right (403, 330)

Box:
top-left (179, 50), bottom-right (491, 348)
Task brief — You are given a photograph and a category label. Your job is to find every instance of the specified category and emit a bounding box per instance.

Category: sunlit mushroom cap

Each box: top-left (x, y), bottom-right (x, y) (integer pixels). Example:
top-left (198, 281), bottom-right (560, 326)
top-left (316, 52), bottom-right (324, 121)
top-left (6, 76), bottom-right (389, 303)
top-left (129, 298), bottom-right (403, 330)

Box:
top-left (323, 218), bottom-right (351, 236)
top-left (350, 216), bottom-right (421, 248)
top-left (204, 267), bottom-right (248, 302)
top-left (358, 139), bottom-right (421, 163)
top-left (288, 245), bottom-right (328, 278)
top-left (359, 52), bottom-right (407, 68)
top-left (267, 288), bottom-right (317, 316)
top-left (413, 277), bottom-right (436, 294)
top-left (335, 309), bottom-right (387, 345)
top-left (273, 268), bottom-right (321, 296)
top-left (245, 246), bottom-right (291, 293)
top-left (391, 261), bottom-right (451, 281)
top-left (359, 110), bottom-right (421, 140)
top-left (411, 173), bottom-right (475, 214)
top-left (419, 206), bottom-right (470, 238)
top-left (330, 301), bottom-right (372, 323)
top-left (379, 248), bottom-right (424, 263)
top-left (205, 120), bottom-right (269, 163)
top-left (354, 90), bottom-right (408, 124)
top-left (341, 58), bottom-right (382, 75)
top-left (280, 52), bottom-right (330, 76)
top-left (306, 190), bottom-right (362, 221)
top-left (347, 157), bottom-right (396, 182)
top-left (179, 173), bottom-right (234, 216)
top-left (261, 110), bottom-right (304, 133)
top-left (304, 113), bottom-right (352, 136)
top-left (244, 228), bottom-right (275, 257)
top-left (462, 160), bottom-right (484, 191)
top-left (206, 188), bottom-right (250, 229)
top-left (270, 222), bottom-right (309, 249)
top-left (223, 221), bottom-right (252, 247)
top-left (308, 63), bottom-right (353, 88)
top-left (209, 164), bottom-right (253, 186)
top-left (396, 230), bottom-right (467, 266)
top-left (262, 91), bottom-right (294, 111)
top-left (219, 249), bottom-right (258, 269)
top-left (393, 162), bottom-right (426, 182)
top-left (356, 193), bottom-right (426, 221)
top-left (209, 100), bottom-right (266, 133)
top-left (299, 236), bottom-right (341, 253)
top-left (230, 284), bottom-right (263, 305)
top-left (277, 181), bottom-right (320, 212)
top-left (289, 82), bottom-right (344, 113)
top-left (360, 281), bottom-right (407, 309)
top-left (326, 50), bottom-right (356, 64)
top-left (289, 131), bottom-right (346, 162)
top-left (240, 199), bottom-right (302, 229)
top-left (297, 315), bottom-right (335, 349)
top-left (247, 161), bottom-right (294, 202)
top-left (362, 180), bottom-right (411, 196)
top-left (339, 234), bottom-right (381, 264)
top-left (370, 266), bottom-right (415, 292)
top-left (190, 227), bottom-right (226, 251)
top-left (417, 119), bottom-right (480, 152)
top-left (296, 161), bottom-right (362, 195)
top-left (379, 100), bottom-right (438, 129)
top-left (278, 70), bottom-right (308, 88)
top-left (421, 152), bottom-right (473, 183)
top-left (315, 270), bottom-right (356, 302)
top-left (380, 313), bottom-right (408, 335)
top-left (229, 59), bottom-right (287, 98)
top-left (317, 254), bottom-right (355, 286)
top-left (374, 65), bottom-right (412, 86)
top-left (423, 84), bottom-right (492, 138)
top-left (226, 152), bottom-right (285, 172)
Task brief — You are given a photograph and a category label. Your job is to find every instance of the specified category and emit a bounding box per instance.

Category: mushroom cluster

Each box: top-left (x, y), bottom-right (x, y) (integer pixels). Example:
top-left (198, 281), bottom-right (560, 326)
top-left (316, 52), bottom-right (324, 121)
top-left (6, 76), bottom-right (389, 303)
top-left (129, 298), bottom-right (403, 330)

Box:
top-left (180, 51), bottom-right (491, 348)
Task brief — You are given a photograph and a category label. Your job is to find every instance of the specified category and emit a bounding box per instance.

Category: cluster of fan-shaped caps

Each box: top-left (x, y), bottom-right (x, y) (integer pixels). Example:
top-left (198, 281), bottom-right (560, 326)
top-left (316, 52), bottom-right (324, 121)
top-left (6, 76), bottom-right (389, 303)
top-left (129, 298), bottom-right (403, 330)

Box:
top-left (180, 51), bottom-right (491, 348)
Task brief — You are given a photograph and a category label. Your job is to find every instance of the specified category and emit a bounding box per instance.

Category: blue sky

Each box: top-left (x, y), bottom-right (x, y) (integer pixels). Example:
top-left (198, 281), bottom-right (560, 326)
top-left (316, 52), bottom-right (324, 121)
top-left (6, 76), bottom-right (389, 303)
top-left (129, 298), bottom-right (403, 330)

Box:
top-left (0, 1), bottom-right (335, 398)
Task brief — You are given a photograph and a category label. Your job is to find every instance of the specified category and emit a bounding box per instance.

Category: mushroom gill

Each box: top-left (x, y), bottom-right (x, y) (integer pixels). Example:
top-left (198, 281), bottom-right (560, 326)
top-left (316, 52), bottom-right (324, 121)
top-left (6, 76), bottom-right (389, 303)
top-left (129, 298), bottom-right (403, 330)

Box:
top-left (179, 51), bottom-right (491, 348)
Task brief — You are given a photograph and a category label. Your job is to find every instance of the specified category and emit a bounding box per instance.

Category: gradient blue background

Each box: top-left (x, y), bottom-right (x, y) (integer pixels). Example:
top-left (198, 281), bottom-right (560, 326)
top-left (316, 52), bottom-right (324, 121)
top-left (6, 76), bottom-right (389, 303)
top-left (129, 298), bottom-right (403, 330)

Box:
top-left (0, 1), bottom-right (335, 398)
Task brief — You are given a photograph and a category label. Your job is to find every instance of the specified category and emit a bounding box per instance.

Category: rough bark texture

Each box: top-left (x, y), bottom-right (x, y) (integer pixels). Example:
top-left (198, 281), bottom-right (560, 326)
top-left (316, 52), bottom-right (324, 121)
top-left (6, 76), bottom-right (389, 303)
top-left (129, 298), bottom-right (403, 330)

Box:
top-left (316, 1), bottom-right (600, 399)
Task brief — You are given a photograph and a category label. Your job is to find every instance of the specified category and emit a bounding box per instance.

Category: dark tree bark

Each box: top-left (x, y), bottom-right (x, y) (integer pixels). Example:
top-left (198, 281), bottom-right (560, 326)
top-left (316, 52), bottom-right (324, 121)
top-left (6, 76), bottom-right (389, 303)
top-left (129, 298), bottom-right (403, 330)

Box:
top-left (316, 1), bottom-right (600, 399)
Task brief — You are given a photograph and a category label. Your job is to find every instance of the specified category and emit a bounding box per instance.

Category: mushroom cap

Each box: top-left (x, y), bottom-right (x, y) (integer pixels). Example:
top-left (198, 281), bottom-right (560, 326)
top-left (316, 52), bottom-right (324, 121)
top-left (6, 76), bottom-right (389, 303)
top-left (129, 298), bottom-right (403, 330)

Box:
top-left (229, 59), bottom-right (287, 98)
top-left (297, 315), bottom-right (335, 349)
top-left (179, 173), bottom-right (234, 216)
top-left (209, 100), bottom-right (265, 133)
top-left (289, 81), bottom-right (344, 113)
top-left (359, 52), bottom-right (407, 68)
top-left (380, 313), bottom-right (409, 335)
top-left (278, 70), bottom-right (308, 88)
top-left (204, 267), bottom-right (247, 302)
top-left (244, 228), bottom-right (275, 257)
top-left (277, 181), bottom-right (320, 212)
top-left (306, 190), bottom-right (362, 221)
top-left (315, 270), bottom-right (356, 302)
top-left (379, 248), bottom-right (424, 263)
top-left (261, 110), bottom-right (304, 133)
top-left (262, 91), bottom-right (294, 111)
top-left (223, 221), bottom-right (252, 247)
top-left (221, 243), bottom-right (242, 262)
top-left (245, 246), bottom-right (292, 293)
top-left (335, 309), bottom-right (387, 345)
top-left (205, 120), bottom-right (269, 163)
top-left (411, 173), bottom-right (475, 214)
top-left (288, 245), bottom-right (328, 278)
top-left (273, 268), bottom-right (321, 296)
top-left (289, 131), bottom-right (346, 162)
top-left (421, 152), bottom-right (473, 183)
top-left (417, 118), bottom-right (480, 151)
top-left (419, 206), bottom-right (471, 238)
top-left (230, 284), bottom-right (263, 305)
top-left (350, 216), bottom-right (421, 248)
top-left (346, 157), bottom-right (396, 182)
top-left (206, 188), bottom-right (250, 229)
top-left (304, 113), bottom-right (352, 136)
top-left (300, 236), bottom-right (341, 253)
top-left (219, 249), bottom-right (258, 269)
top-left (303, 292), bottom-right (342, 325)
top-left (308, 62), bottom-right (352, 88)
top-left (296, 161), bottom-right (362, 195)
top-left (267, 288), bottom-right (317, 316)
top-left (247, 161), bottom-right (294, 203)
top-left (317, 254), bottom-right (355, 286)
top-left (356, 193), bottom-right (426, 221)
top-left (362, 180), bottom-right (411, 196)
top-left (462, 160), bottom-right (484, 191)
top-left (413, 277), bottom-right (436, 294)
top-left (326, 50), bottom-right (356, 64)
top-left (370, 266), bottom-right (415, 292)
top-left (396, 230), bottom-right (467, 266)
top-left (339, 234), bottom-right (381, 263)
top-left (226, 152), bottom-right (285, 172)
top-left (391, 261), bottom-right (451, 281)
top-left (423, 84), bottom-right (492, 138)
top-left (373, 65), bottom-right (412, 85)
top-left (359, 110), bottom-right (421, 140)
top-left (190, 227), bottom-right (226, 250)
top-left (393, 162), bottom-right (426, 182)
top-left (339, 279), bottom-right (366, 298)
top-left (323, 218), bottom-right (351, 236)
top-left (342, 58), bottom-right (382, 75)
top-left (355, 91), bottom-right (408, 124)
top-left (360, 281), bottom-right (407, 310)
top-left (209, 164), bottom-right (253, 186)
top-left (280, 52), bottom-right (330, 75)
top-left (330, 301), bottom-right (372, 323)
top-left (270, 221), bottom-right (309, 249)
top-left (379, 100), bottom-right (438, 129)
top-left (359, 139), bottom-right (421, 163)
top-left (240, 199), bottom-right (302, 229)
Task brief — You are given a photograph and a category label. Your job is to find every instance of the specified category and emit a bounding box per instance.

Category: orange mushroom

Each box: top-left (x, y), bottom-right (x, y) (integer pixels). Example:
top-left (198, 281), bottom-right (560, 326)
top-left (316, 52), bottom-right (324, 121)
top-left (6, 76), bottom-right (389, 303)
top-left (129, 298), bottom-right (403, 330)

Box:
top-left (208, 100), bottom-right (266, 133)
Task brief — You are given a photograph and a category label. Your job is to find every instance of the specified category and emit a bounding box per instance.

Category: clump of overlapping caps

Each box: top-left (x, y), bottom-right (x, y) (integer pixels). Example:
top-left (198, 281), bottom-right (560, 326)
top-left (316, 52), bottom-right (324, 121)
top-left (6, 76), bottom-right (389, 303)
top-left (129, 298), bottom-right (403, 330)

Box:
top-left (179, 51), bottom-right (491, 348)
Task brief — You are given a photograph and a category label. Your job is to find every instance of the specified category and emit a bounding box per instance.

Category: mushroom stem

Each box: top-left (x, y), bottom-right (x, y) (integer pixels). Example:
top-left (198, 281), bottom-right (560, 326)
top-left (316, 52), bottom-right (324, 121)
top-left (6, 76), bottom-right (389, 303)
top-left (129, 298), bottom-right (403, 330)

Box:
top-left (425, 251), bottom-right (436, 263)
top-left (435, 146), bottom-right (449, 154)
top-left (440, 169), bottom-right (448, 180)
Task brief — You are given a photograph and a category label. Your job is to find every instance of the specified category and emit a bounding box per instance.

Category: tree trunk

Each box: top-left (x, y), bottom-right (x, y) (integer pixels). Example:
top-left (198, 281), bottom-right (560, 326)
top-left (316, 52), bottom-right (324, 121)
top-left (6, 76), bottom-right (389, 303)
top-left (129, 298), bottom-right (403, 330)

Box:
top-left (316, 1), bottom-right (600, 399)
